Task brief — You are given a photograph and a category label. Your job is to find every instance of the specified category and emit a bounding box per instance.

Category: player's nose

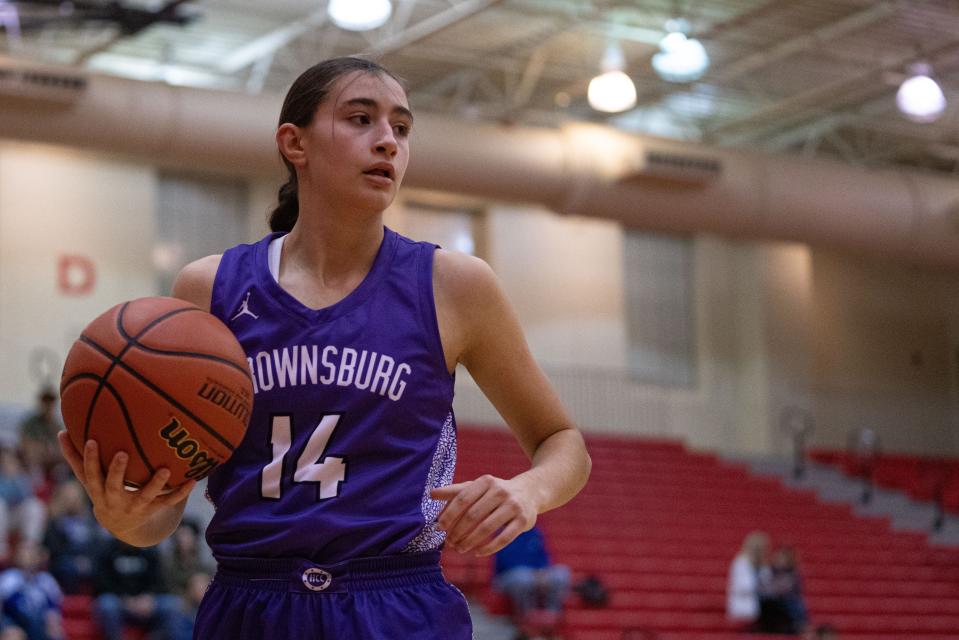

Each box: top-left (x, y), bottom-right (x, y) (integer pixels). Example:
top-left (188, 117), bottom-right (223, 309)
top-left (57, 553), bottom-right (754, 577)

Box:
top-left (373, 123), bottom-right (398, 157)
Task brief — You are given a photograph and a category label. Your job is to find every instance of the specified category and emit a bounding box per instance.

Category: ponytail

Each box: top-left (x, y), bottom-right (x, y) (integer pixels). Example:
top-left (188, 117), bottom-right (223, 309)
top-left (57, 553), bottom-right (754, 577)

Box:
top-left (269, 173), bottom-right (299, 232)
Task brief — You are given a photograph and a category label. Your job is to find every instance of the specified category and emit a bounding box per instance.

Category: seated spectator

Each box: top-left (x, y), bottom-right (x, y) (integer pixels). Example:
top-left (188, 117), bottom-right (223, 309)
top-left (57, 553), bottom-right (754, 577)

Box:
top-left (159, 519), bottom-right (213, 640)
top-left (759, 545), bottom-right (809, 634)
top-left (726, 531), bottom-right (769, 630)
top-left (0, 620), bottom-right (25, 640)
top-left (804, 623), bottom-right (837, 639)
top-left (0, 449), bottom-right (45, 562)
top-left (493, 525), bottom-right (570, 638)
top-left (0, 542), bottom-right (63, 640)
top-left (92, 537), bottom-right (180, 640)
top-left (41, 482), bottom-right (101, 594)
top-left (16, 390), bottom-right (60, 485)
top-left (814, 624), bottom-right (838, 639)
top-left (172, 573), bottom-right (211, 640)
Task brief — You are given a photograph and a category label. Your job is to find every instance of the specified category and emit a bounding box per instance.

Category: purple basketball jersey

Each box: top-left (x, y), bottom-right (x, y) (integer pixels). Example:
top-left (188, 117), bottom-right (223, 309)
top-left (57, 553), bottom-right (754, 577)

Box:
top-left (207, 227), bottom-right (456, 563)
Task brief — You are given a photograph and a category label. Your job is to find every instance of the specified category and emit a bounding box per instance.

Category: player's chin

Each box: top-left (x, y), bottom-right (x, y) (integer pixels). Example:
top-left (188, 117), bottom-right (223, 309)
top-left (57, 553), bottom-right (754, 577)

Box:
top-left (358, 185), bottom-right (399, 211)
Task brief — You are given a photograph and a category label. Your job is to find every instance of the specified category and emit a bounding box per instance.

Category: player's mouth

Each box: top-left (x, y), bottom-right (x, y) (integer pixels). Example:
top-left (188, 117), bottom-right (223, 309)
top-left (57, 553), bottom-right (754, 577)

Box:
top-left (363, 162), bottom-right (395, 184)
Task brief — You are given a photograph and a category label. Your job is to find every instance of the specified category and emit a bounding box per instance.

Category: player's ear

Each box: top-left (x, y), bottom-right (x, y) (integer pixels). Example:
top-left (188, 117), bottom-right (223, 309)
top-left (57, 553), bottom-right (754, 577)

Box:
top-left (276, 123), bottom-right (307, 167)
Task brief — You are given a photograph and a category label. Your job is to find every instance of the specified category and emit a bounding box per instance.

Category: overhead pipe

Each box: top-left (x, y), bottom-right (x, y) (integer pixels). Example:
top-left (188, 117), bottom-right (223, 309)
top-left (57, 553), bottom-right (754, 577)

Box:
top-left (0, 59), bottom-right (957, 267)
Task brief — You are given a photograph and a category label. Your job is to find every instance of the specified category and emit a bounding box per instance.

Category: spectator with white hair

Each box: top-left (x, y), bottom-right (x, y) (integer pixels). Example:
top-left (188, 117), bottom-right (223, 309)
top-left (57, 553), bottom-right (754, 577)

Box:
top-left (727, 531), bottom-right (770, 630)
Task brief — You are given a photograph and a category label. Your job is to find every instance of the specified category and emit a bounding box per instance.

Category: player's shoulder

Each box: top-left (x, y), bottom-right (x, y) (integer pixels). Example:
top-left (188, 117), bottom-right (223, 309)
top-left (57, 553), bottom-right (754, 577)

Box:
top-left (433, 249), bottom-right (500, 306)
top-left (172, 254), bottom-right (222, 312)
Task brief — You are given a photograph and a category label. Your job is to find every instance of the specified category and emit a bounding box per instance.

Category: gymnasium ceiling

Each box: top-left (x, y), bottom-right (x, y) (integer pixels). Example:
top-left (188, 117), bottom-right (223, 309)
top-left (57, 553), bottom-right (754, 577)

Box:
top-left (2, 0), bottom-right (959, 176)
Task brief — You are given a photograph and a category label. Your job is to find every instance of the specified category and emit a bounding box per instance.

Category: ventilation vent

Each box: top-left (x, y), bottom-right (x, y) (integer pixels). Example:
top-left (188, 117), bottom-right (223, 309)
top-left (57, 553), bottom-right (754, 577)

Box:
top-left (0, 65), bottom-right (87, 103)
top-left (622, 149), bottom-right (722, 183)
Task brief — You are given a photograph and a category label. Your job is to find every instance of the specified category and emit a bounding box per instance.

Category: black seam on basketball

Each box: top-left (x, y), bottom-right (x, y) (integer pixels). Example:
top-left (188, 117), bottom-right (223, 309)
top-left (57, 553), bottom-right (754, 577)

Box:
top-left (117, 304), bottom-right (253, 383)
top-left (115, 303), bottom-right (197, 343)
top-left (79, 335), bottom-right (236, 452)
top-left (80, 305), bottom-right (139, 442)
top-left (65, 373), bottom-right (156, 475)
top-left (129, 344), bottom-right (251, 378)
top-left (81, 374), bottom-right (104, 444)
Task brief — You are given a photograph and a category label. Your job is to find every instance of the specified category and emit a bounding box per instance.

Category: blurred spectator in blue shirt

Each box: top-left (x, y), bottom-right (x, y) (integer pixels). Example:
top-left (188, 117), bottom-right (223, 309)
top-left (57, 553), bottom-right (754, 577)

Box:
top-left (494, 525), bottom-right (571, 619)
top-left (0, 542), bottom-right (63, 640)
top-left (42, 482), bottom-right (101, 595)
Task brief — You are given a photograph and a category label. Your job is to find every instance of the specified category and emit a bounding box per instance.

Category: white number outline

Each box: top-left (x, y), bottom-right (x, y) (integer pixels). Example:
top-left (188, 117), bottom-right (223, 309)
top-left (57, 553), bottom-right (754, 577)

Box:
top-left (260, 413), bottom-right (348, 501)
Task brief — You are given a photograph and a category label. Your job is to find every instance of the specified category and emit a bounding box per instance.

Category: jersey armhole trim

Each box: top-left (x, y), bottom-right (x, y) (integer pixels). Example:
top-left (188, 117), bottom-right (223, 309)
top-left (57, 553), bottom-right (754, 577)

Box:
top-left (417, 244), bottom-right (453, 379)
top-left (209, 251), bottom-right (233, 320)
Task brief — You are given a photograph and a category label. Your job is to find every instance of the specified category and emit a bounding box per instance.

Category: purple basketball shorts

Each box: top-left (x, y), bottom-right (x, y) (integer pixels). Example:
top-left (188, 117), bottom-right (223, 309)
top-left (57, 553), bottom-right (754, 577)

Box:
top-left (193, 551), bottom-right (472, 639)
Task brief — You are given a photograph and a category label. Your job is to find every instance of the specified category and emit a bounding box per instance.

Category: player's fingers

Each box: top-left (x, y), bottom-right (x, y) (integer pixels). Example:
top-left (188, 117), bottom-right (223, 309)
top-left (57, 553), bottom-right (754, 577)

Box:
top-left (103, 451), bottom-right (130, 497)
top-left (57, 432), bottom-right (86, 487)
top-left (430, 482), bottom-right (469, 501)
top-left (446, 490), bottom-right (503, 547)
top-left (135, 468), bottom-right (172, 505)
top-left (434, 483), bottom-right (472, 525)
top-left (453, 503), bottom-right (514, 552)
top-left (156, 480), bottom-right (196, 508)
top-left (474, 520), bottom-right (528, 557)
top-left (81, 440), bottom-right (106, 500)
top-left (436, 479), bottom-right (490, 532)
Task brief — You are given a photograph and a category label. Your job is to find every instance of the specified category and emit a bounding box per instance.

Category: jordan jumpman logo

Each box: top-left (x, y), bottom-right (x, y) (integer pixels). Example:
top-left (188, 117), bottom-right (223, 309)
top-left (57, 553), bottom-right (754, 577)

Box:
top-left (231, 291), bottom-right (259, 321)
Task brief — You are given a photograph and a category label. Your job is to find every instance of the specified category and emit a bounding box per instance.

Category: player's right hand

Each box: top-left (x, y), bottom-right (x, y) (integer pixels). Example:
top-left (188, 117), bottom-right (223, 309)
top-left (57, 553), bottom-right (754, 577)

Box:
top-left (57, 431), bottom-right (195, 543)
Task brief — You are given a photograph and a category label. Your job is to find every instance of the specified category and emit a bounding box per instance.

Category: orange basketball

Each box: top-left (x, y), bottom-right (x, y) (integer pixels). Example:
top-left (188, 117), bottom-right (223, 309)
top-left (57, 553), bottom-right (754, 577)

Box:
top-left (59, 296), bottom-right (253, 489)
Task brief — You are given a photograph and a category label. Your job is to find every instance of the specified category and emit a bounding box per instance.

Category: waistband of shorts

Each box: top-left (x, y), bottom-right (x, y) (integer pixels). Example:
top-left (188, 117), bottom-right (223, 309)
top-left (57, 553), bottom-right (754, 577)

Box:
top-left (211, 550), bottom-right (444, 594)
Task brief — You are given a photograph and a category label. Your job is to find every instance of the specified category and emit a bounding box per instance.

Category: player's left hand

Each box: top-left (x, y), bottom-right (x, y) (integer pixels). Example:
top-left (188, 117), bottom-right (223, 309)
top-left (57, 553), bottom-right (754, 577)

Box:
top-left (431, 475), bottom-right (537, 557)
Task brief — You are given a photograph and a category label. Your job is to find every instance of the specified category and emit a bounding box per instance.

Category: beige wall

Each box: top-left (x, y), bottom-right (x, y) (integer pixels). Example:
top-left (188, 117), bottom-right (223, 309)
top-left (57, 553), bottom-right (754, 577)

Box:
top-left (0, 142), bottom-right (157, 405)
top-left (810, 251), bottom-right (959, 455)
top-left (486, 205), bottom-right (628, 371)
top-left (0, 147), bottom-right (276, 408)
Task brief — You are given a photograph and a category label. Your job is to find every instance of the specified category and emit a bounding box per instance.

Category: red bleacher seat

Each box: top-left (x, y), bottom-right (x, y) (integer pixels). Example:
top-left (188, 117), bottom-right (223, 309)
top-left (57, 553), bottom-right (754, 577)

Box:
top-left (446, 426), bottom-right (959, 639)
top-left (810, 449), bottom-right (959, 515)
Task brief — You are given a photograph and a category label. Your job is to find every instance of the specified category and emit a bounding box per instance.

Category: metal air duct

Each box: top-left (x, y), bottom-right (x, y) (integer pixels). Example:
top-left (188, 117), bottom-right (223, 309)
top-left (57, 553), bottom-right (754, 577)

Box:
top-left (1, 58), bottom-right (957, 267)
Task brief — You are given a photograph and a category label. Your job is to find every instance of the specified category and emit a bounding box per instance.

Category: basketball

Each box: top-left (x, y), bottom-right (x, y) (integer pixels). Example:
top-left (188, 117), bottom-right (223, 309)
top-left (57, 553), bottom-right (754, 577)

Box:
top-left (59, 296), bottom-right (253, 489)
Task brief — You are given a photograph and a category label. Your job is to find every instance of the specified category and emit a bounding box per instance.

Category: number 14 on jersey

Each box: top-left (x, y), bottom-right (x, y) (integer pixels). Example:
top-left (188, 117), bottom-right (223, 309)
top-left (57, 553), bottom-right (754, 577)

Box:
top-left (261, 414), bottom-right (347, 500)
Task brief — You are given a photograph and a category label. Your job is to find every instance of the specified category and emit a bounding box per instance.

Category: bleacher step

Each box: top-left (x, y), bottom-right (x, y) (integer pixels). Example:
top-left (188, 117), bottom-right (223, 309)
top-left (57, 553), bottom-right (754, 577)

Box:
top-left (730, 454), bottom-right (959, 546)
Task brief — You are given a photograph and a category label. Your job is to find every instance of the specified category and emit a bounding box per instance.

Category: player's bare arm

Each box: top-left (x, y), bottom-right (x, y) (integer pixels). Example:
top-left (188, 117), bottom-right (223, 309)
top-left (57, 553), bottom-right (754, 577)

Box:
top-left (172, 254), bottom-right (222, 312)
top-left (430, 249), bottom-right (592, 556)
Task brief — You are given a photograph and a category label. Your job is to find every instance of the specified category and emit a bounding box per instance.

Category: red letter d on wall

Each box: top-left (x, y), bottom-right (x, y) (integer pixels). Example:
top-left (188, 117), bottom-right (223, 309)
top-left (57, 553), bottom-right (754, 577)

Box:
top-left (57, 255), bottom-right (96, 296)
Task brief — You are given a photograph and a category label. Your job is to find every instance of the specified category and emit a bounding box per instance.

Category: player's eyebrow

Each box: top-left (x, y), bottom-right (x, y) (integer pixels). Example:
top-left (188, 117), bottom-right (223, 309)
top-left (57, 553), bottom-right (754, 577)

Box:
top-left (341, 97), bottom-right (414, 123)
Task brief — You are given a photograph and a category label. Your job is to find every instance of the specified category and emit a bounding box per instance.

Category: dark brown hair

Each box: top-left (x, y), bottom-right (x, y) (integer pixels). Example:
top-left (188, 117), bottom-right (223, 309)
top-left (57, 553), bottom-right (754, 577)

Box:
top-left (269, 57), bottom-right (405, 232)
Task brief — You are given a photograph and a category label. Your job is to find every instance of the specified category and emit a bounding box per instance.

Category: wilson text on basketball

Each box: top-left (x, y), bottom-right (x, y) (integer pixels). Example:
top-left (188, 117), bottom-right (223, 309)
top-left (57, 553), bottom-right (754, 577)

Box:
top-left (197, 380), bottom-right (252, 423)
top-left (159, 418), bottom-right (221, 479)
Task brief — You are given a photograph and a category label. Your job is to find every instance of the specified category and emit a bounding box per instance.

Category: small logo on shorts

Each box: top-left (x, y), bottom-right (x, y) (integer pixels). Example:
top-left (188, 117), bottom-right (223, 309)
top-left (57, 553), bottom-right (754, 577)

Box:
top-left (302, 567), bottom-right (332, 592)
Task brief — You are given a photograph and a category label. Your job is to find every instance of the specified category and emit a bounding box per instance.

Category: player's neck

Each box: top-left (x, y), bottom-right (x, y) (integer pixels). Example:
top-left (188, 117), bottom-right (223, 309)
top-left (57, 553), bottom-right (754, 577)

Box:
top-left (282, 208), bottom-right (384, 286)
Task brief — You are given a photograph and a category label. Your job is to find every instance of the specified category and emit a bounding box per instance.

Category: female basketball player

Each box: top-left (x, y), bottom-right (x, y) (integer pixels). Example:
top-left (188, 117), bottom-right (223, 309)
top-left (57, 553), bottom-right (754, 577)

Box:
top-left (59, 56), bottom-right (591, 638)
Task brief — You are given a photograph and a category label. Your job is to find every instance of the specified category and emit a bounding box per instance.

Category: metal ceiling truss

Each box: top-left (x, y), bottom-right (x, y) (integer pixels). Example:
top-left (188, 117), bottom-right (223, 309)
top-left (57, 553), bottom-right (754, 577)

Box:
top-left (711, 38), bottom-right (959, 141)
top-left (1, 0), bottom-right (957, 176)
top-left (210, 0), bottom-right (506, 93)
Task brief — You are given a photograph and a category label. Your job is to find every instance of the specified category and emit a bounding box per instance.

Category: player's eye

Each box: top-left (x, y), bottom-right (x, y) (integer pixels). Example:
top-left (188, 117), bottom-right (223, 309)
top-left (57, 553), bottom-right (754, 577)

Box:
top-left (393, 123), bottom-right (411, 137)
top-left (350, 114), bottom-right (371, 126)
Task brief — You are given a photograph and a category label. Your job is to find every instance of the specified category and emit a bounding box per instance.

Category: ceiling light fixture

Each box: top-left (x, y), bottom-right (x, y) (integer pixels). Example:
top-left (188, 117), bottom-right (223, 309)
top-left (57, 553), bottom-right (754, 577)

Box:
top-left (651, 18), bottom-right (709, 83)
top-left (896, 62), bottom-right (946, 123)
top-left (588, 41), bottom-right (637, 113)
top-left (327, 0), bottom-right (392, 32)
